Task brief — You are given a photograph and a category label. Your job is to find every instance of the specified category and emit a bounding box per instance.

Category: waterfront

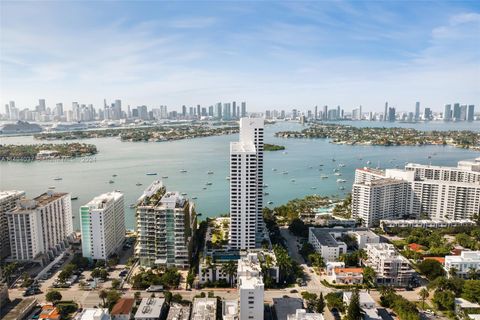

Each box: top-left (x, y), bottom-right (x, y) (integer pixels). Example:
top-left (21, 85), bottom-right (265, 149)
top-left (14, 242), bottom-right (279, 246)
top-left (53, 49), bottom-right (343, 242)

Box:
top-left (0, 121), bottom-right (478, 231)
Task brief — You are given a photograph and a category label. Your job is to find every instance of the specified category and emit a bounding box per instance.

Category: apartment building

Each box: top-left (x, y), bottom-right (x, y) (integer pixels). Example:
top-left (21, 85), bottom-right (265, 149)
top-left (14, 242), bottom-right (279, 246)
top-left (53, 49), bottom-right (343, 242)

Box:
top-left (343, 292), bottom-right (381, 320)
top-left (134, 298), bottom-right (165, 320)
top-left (6, 190), bottom-right (73, 262)
top-left (135, 181), bottom-right (197, 268)
top-left (352, 157), bottom-right (480, 226)
top-left (380, 219), bottom-right (475, 230)
top-left (287, 309), bottom-right (324, 320)
top-left (0, 190), bottom-right (25, 259)
top-left (444, 251), bottom-right (480, 279)
top-left (191, 297), bottom-right (217, 320)
top-left (230, 117), bottom-right (264, 250)
top-left (80, 191), bottom-right (125, 260)
top-left (331, 267), bottom-right (363, 285)
top-left (364, 243), bottom-right (414, 287)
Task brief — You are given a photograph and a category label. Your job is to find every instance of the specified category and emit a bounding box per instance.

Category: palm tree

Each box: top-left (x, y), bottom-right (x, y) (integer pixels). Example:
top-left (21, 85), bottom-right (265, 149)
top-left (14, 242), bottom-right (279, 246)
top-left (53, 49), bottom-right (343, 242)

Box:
top-left (221, 261), bottom-right (237, 287)
top-left (98, 290), bottom-right (107, 307)
top-left (467, 267), bottom-right (478, 280)
top-left (419, 288), bottom-right (429, 309)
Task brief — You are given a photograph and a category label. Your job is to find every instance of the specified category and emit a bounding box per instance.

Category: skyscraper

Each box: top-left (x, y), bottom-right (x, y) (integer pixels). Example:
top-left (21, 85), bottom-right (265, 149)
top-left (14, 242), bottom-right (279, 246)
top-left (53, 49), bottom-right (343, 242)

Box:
top-left (453, 103), bottom-right (461, 120)
top-left (229, 118), bottom-right (264, 250)
top-left (241, 102), bottom-right (247, 117)
top-left (384, 102), bottom-right (388, 122)
top-left (197, 105), bottom-right (201, 119)
top-left (0, 190), bottom-right (25, 259)
top-left (80, 191), bottom-right (125, 260)
top-left (232, 101), bottom-right (237, 118)
top-left (467, 105), bottom-right (475, 121)
top-left (415, 102), bottom-right (420, 121)
top-left (444, 104), bottom-right (452, 121)
top-left (388, 107), bottom-right (396, 122)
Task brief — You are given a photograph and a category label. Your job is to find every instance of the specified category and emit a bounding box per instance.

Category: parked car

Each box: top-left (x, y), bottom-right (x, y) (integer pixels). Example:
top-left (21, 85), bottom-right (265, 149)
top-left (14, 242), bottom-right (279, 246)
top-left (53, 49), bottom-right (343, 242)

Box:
top-left (146, 285), bottom-right (164, 292)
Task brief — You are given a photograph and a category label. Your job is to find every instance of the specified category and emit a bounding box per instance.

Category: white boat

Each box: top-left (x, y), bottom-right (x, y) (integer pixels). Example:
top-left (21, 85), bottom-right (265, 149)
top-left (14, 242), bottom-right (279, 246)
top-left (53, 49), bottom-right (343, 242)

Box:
top-left (48, 186), bottom-right (56, 189)
top-left (226, 176), bottom-right (230, 180)
top-left (311, 187), bottom-right (317, 189)
top-left (207, 171), bottom-right (214, 174)
top-left (321, 175), bottom-right (329, 179)
top-left (338, 163), bottom-right (346, 167)
top-left (206, 182), bottom-right (212, 186)
top-left (162, 176), bottom-right (168, 179)
top-left (291, 179), bottom-right (295, 182)
top-left (339, 186), bottom-right (345, 190)
top-left (282, 171), bottom-right (288, 175)
top-left (272, 168), bottom-right (277, 171)
top-left (180, 169), bottom-right (187, 173)
top-left (53, 177), bottom-right (62, 181)
top-left (337, 179), bottom-right (347, 183)
top-left (334, 173), bottom-right (342, 176)
top-left (267, 201), bottom-right (273, 205)
top-left (192, 196), bottom-right (198, 200)
top-left (366, 161), bottom-right (371, 165)
top-left (181, 192), bottom-right (187, 196)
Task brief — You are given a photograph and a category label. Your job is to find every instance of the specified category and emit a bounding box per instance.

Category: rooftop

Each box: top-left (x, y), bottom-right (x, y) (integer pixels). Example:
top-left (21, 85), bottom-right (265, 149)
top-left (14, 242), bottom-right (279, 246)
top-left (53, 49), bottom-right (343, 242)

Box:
top-left (85, 191), bottom-right (123, 209)
top-left (0, 190), bottom-right (25, 202)
top-left (273, 297), bottom-right (304, 320)
top-left (33, 191), bottom-right (69, 206)
top-left (135, 298), bottom-right (165, 318)
top-left (446, 251), bottom-right (480, 263)
top-left (455, 298), bottom-right (480, 309)
top-left (76, 308), bottom-right (110, 320)
top-left (222, 300), bottom-right (238, 320)
top-left (191, 298), bottom-right (217, 320)
top-left (111, 298), bottom-right (135, 316)
top-left (309, 227), bottom-right (372, 247)
top-left (39, 305), bottom-right (60, 320)
top-left (334, 267), bottom-right (363, 274)
top-left (166, 303), bottom-right (191, 320)
top-left (287, 309), bottom-right (324, 320)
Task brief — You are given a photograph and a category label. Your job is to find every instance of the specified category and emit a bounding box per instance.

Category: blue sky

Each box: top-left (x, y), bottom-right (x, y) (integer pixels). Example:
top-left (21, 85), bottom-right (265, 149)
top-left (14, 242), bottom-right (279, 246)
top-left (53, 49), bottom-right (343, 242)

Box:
top-left (1, 1), bottom-right (479, 112)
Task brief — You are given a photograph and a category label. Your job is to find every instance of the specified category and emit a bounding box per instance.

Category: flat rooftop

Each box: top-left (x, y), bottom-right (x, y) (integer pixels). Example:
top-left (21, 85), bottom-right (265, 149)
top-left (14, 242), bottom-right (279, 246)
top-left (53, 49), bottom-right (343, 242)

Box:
top-left (0, 190), bottom-right (25, 201)
top-left (310, 227), bottom-right (371, 247)
top-left (135, 298), bottom-right (164, 318)
top-left (191, 298), bottom-right (217, 320)
top-left (273, 297), bottom-right (304, 320)
top-left (86, 191), bottom-right (123, 209)
top-left (166, 303), bottom-right (191, 320)
top-left (33, 191), bottom-right (68, 206)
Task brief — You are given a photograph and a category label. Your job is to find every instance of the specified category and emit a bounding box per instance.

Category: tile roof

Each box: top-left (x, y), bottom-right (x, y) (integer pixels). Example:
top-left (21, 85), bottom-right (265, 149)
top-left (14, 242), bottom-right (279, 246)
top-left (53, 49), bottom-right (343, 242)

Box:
top-left (111, 298), bottom-right (135, 315)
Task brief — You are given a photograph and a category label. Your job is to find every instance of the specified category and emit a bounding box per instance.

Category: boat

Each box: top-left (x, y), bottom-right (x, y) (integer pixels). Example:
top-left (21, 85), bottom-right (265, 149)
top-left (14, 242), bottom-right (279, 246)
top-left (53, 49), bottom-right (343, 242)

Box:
top-left (272, 168), bottom-right (277, 171)
top-left (192, 197), bottom-right (198, 200)
top-left (366, 161), bottom-right (371, 165)
top-left (267, 201), bottom-right (273, 205)
top-left (48, 186), bottom-right (55, 189)
top-left (319, 164), bottom-right (324, 167)
top-left (339, 186), bottom-right (345, 190)
top-left (53, 177), bottom-right (62, 181)
top-left (207, 171), bottom-right (214, 174)
top-left (146, 173), bottom-right (157, 176)
top-left (225, 176), bottom-right (230, 180)
top-left (333, 168), bottom-right (339, 172)
top-left (264, 192), bottom-right (269, 196)
top-left (332, 158), bottom-right (336, 162)
top-left (162, 176), bottom-right (168, 179)
top-left (263, 184), bottom-right (268, 188)
top-left (136, 183), bottom-right (143, 186)
top-left (71, 196), bottom-right (78, 201)
top-left (129, 204), bottom-right (136, 209)
top-left (180, 169), bottom-right (187, 173)
top-left (321, 175), bottom-right (329, 179)
top-left (282, 171), bottom-right (288, 175)
top-left (181, 192), bottom-right (187, 196)
top-left (291, 179), bottom-right (295, 182)
top-left (334, 173), bottom-right (342, 176)
top-left (337, 179), bottom-right (347, 183)
top-left (112, 174), bottom-right (117, 177)
top-left (309, 166), bottom-right (313, 169)
top-left (109, 180), bottom-right (115, 184)
top-left (338, 163), bottom-right (346, 167)
top-left (311, 187), bottom-right (317, 189)
top-left (202, 187), bottom-right (207, 190)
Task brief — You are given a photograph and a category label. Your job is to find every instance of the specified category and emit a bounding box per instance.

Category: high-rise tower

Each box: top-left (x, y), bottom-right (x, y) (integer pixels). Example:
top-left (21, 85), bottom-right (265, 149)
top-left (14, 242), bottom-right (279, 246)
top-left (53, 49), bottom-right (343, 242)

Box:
top-left (229, 118), bottom-right (264, 250)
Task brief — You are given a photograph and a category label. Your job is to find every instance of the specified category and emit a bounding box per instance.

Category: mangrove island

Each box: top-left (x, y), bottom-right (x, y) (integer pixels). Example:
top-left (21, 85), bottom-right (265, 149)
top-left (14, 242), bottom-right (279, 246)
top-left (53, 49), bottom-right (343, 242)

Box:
top-left (0, 143), bottom-right (98, 161)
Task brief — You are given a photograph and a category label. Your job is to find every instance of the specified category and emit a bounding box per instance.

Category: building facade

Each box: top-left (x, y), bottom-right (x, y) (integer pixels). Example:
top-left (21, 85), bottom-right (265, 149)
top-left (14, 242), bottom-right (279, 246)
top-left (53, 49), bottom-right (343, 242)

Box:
top-left (80, 191), bottom-right (125, 260)
top-left (135, 181), bottom-right (197, 268)
top-left (230, 117), bottom-right (264, 250)
top-left (0, 190), bottom-right (25, 259)
top-left (6, 191), bottom-right (73, 261)
top-left (363, 243), bottom-right (414, 287)
top-left (444, 251), bottom-right (480, 279)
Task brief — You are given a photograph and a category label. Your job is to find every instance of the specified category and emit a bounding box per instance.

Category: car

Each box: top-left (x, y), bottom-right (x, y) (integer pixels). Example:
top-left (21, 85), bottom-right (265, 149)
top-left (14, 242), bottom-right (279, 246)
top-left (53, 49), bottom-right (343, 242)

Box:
top-left (146, 285), bottom-right (164, 292)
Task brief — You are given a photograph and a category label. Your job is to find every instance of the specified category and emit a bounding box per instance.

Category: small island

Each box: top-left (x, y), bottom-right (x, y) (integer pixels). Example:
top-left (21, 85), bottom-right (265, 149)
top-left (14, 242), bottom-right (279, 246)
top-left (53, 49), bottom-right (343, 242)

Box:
top-left (275, 124), bottom-right (480, 150)
top-left (34, 124), bottom-right (239, 142)
top-left (264, 143), bottom-right (285, 151)
top-left (0, 143), bottom-right (98, 161)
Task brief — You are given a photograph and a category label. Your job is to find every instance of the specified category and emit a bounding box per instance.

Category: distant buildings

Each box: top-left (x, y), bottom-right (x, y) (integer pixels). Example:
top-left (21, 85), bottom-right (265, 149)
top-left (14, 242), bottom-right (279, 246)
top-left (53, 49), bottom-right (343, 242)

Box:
top-left (0, 190), bottom-right (25, 259)
top-left (230, 117), bottom-right (265, 250)
top-left (352, 157), bottom-right (480, 227)
top-left (380, 219), bottom-right (475, 230)
top-left (6, 190), bottom-right (73, 262)
top-left (444, 251), bottom-right (480, 279)
top-left (135, 181), bottom-right (197, 268)
top-left (364, 243), bottom-right (414, 287)
top-left (80, 191), bottom-right (125, 260)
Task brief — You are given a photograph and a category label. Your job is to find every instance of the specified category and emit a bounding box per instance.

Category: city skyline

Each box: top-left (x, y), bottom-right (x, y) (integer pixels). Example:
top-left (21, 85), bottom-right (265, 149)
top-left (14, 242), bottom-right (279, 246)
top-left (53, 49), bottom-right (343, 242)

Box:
top-left (1, 1), bottom-right (479, 110)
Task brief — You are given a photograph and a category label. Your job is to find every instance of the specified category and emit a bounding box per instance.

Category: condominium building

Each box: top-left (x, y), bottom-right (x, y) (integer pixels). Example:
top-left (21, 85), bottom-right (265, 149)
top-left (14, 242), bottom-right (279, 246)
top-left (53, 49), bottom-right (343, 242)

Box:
top-left (6, 191), bottom-right (73, 262)
top-left (238, 271), bottom-right (264, 320)
top-left (80, 191), bottom-right (125, 260)
top-left (134, 298), bottom-right (166, 320)
top-left (0, 190), bottom-right (25, 259)
top-left (230, 117), bottom-right (264, 250)
top-left (444, 251), bottom-right (480, 279)
top-left (380, 219), bottom-right (475, 230)
top-left (287, 310), bottom-right (324, 320)
top-left (135, 181), bottom-right (197, 268)
top-left (222, 300), bottom-right (239, 320)
top-left (352, 157), bottom-right (480, 226)
top-left (363, 243), bottom-right (414, 287)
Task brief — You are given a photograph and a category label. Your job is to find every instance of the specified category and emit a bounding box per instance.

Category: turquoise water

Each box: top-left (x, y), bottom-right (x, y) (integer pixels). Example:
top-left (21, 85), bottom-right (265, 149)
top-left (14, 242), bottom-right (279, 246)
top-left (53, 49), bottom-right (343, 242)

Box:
top-left (1, 121), bottom-right (478, 231)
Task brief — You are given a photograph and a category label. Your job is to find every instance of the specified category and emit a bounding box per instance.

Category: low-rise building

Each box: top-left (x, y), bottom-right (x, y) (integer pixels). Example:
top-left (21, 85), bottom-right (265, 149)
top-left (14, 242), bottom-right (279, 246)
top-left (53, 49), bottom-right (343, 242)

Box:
top-left (273, 297), bottom-right (304, 320)
top-left (308, 227), bottom-right (379, 261)
top-left (445, 251), bottom-right (480, 279)
top-left (455, 298), bottom-right (480, 318)
top-left (134, 298), bottom-right (165, 320)
top-left (343, 292), bottom-right (381, 320)
top-left (331, 267), bottom-right (363, 285)
top-left (222, 300), bottom-right (239, 320)
top-left (380, 219), bottom-right (475, 230)
top-left (191, 297), bottom-right (217, 320)
top-left (111, 298), bottom-right (135, 320)
top-left (287, 309), bottom-right (324, 320)
top-left (364, 243), bottom-right (414, 287)
top-left (39, 305), bottom-right (61, 320)
top-left (76, 308), bottom-right (110, 320)
top-left (166, 303), bottom-right (191, 320)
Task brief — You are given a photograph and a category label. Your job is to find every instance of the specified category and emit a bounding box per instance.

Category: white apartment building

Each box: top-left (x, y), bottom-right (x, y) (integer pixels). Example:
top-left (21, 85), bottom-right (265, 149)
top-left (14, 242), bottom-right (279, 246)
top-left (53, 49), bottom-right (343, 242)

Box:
top-left (238, 272), bottom-right (264, 320)
top-left (6, 191), bottom-right (73, 262)
top-left (343, 292), bottom-right (381, 320)
top-left (380, 219), bottom-right (475, 230)
top-left (364, 243), bottom-right (414, 287)
top-left (134, 298), bottom-right (165, 320)
top-left (444, 251), bottom-right (480, 279)
top-left (135, 181), bottom-right (196, 268)
top-left (352, 157), bottom-right (480, 226)
top-left (222, 300), bottom-right (239, 320)
top-left (0, 190), bottom-right (25, 259)
top-left (80, 191), bottom-right (125, 260)
top-left (230, 117), bottom-right (264, 250)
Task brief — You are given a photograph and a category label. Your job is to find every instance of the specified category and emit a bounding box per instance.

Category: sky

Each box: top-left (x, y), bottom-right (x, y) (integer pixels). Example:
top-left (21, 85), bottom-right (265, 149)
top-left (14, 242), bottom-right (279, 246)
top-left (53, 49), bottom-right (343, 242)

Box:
top-left (1, 1), bottom-right (479, 112)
